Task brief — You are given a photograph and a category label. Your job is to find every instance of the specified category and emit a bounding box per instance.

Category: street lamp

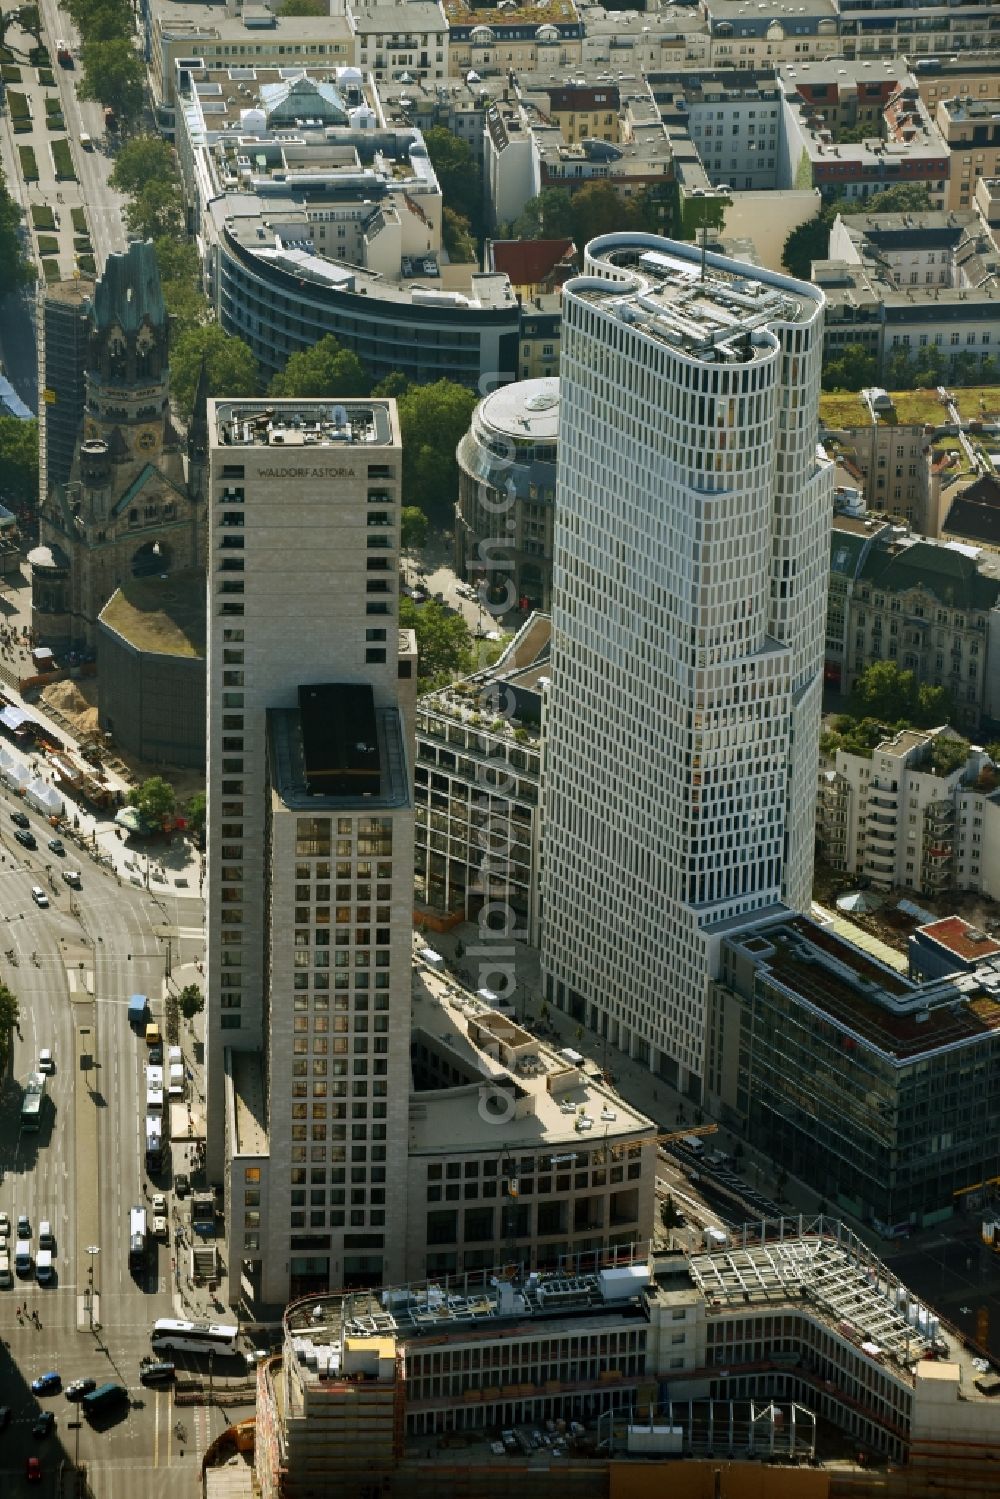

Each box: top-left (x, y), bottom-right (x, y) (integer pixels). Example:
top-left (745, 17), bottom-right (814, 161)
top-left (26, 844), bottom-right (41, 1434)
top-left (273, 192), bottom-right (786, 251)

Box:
top-left (86, 1244), bottom-right (100, 1334)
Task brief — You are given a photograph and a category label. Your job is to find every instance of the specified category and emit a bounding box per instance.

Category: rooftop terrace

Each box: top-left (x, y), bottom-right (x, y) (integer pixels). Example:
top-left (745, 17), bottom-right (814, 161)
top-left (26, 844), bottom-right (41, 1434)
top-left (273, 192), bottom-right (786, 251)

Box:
top-left (739, 916), bottom-right (1000, 1061)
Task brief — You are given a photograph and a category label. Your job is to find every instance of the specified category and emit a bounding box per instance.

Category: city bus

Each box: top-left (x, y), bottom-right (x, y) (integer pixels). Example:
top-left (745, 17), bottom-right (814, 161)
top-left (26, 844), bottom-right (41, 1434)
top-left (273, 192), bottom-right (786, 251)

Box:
top-left (128, 1206), bottom-right (147, 1271)
top-left (150, 1319), bottom-right (239, 1355)
top-left (21, 1071), bottom-right (45, 1132)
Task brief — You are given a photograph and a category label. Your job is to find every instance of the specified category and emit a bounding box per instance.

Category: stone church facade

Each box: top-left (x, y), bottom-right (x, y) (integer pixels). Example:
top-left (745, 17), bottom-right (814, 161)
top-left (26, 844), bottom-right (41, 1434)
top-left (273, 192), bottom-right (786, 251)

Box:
top-left (29, 241), bottom-right (206, 652)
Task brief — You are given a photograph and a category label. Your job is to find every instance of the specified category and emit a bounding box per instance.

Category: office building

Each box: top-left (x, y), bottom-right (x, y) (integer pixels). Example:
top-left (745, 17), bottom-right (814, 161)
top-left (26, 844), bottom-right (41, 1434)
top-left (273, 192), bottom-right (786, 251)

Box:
top-left (247, 1226), bottom-right (1000, 1499)
top-left (414, 614), bottom-right (548, 942)
top-left (709, 914), bottom-right (1000, 1231)
top-left (38, 276), bottom-right (94, 499)
top-left (454, 377), bottom-right (559, 613)
top-left (175, 62), bottom-right (520, 388)
top-left (541, 233), bottom-right (831, 1099)
top-left (205, 398), bottom-right (416, 1307)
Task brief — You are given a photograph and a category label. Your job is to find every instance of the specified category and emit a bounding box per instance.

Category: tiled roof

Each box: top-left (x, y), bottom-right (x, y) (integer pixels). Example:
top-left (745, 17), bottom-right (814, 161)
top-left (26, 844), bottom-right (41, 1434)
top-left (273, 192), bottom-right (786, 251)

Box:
top-left (489, 237), bottom-right (576, 289)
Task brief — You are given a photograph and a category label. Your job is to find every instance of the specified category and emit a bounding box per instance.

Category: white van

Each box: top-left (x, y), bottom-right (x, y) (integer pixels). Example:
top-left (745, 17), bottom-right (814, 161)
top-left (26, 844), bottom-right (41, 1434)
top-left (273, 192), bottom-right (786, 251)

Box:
top-left (38, 1221), bottom-right (54, 1250)
top-left (14, 1239), bottom-right (31, 1276)
top-left (0, 1251), bottom-right (11, 1288)
top-left (79, 132), bottom-right (92, 150)
top-left (36, 1249), bottom-right (54, 1285)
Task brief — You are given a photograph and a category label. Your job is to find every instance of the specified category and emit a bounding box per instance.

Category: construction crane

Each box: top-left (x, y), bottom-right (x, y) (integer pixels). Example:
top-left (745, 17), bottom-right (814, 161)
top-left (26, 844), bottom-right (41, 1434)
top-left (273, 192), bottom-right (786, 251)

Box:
top-left (656, 1123), bottom-right (719, 1148)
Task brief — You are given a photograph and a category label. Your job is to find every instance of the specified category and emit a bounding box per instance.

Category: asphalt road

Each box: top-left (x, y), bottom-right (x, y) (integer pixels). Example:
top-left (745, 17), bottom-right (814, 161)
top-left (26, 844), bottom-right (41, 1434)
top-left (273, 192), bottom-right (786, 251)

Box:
top-left (0, 785), bottom-right (214, 1497)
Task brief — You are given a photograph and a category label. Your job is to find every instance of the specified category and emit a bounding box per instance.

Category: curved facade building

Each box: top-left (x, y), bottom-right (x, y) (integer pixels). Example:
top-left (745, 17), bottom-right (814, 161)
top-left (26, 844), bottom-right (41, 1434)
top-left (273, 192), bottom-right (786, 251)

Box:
top-left (541, 232), bottom-right (831, 1098)
top-left (454, 376), bottom-right (558, 612)
top-left (214, 224), bottom-right (521, 389)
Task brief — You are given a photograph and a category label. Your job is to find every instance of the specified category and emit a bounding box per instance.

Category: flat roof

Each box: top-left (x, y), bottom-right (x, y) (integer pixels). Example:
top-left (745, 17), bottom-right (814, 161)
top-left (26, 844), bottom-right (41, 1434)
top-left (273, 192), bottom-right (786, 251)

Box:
top-left (268, 702), bottom-right (409, 813)
top-left (478, 378), bottom-right (559, 442)
top-left (210, 399), bottom-right (395, 448)
top-left (735, 916), bottom-right (1000, 1061)
top-left (409, 957), bottom-right (653, 1154)
top-left (573, 240), bottom-right (815, 363)
top-left (298, 683), bottom-right (380, 797)
top-left (98, 570), bottom-right (206, 659)
top-left (917, 916), bottom-right (1000, 964)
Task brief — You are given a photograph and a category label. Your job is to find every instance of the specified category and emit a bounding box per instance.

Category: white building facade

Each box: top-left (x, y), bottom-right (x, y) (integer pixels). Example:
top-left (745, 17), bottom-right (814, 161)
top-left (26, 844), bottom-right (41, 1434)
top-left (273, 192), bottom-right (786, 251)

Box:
top-left (205, 399), bottom-right (415, 1307)
top-left (541, 233), bottom-right (830, 1097)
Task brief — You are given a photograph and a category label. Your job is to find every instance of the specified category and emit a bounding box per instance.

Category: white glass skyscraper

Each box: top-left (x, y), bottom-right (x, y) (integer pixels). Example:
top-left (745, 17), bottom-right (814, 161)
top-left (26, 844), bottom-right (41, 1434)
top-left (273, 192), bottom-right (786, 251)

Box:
top-left (540, 233), bottom-right (832, 1099)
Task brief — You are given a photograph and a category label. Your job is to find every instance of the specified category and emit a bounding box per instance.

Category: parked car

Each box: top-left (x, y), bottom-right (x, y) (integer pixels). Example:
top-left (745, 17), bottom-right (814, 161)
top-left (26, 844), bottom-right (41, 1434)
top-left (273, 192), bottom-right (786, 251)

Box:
top-left (31, 1372), bottom-right (61, 1396)
top-left (174, 1173), bottom-right (190, 1198)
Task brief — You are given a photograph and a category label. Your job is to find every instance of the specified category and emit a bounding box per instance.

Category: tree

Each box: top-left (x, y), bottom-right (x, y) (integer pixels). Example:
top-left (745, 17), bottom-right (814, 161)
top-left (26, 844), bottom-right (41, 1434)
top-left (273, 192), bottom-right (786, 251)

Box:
top-left (78, 38), bottom-right (145, 122)
top-left (153, 237), bottom-right (206, 334)
top-left (129, 774), bottom-right (176, 823)
top-left (0, 417), bottom-right (39, 509)
top-left (0, 173), bottom-right (33, 298)
top-left (109, 134), bottom-right (177, 197)
top-left (185, 791), bottom-right (206, 835)
top-left (821, 342), bottom-right (878, 393)
top-left (423, 126), bottom-right (483, 239)
top-left (125, 180), bottom-right (185, 241)
top-left (269, 334), bottom-right (368, 398)
top-left (396, 379), bottom-right (477, 525)
top-left (513, 187), bottom-right (575, 241)
top-left (400, 506), bottom-right (428, 550)
top-left (17, 5), bottom-right (41, 42)
top-left (930, 735), bottom-right (970, 777)
top-left (570, 180), bottom-right (638, 246)
top-left (371, 371), bottom-right (411, 399)
top-left (782, 210), bottom-right (832, 281)
top-left (164, 989), bottom-right (180, 1045)
top-left (170, 324), bottom-right (258, 418)
top-left (442, 206), bottom-right (476, 263)
top-left (178, 983), bottom-right (204, 1020)
top-left (848, 662), bottom-right (953, 730)
top-left (862, 184), bottom-right (931, 216)
top-left (399, 596), bottom-right (472, 685)
top-left (0, 980), bottom-right (20, 1038)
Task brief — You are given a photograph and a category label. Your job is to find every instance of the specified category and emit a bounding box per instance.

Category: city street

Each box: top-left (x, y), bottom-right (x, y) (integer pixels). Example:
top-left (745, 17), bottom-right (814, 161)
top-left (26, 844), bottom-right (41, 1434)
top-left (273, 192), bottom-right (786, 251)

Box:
top-left (0, 769), bottom-right (218, 1496)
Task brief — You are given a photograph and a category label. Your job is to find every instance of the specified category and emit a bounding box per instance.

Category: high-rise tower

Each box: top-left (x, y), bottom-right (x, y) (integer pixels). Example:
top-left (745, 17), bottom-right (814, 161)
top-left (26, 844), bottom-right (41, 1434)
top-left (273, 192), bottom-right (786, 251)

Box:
top-left (205, 399), bottom-right (415, 1307)
top-left (540, 233), bottom-right (831, 1099)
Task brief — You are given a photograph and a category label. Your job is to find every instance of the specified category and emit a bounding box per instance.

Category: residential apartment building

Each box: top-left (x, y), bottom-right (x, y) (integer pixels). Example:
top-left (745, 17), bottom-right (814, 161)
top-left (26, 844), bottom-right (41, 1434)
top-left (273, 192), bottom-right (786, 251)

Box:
top-left (541, 233), bottom-right (831, 1099)
top-left (824, 512), bottom-right (893, 693)
top-left (818, 725), bottom-right (1000, 900)
top-left (909, 52), bottom-right (1000, 115)
top-left (204, 399), bottom-right (416, 1307)
top-left (778, 78), bottom-right (949, 207)
top-left (414, 614), bottom-right (546, 944)
top-left (700, 0), bottom-right (841, 69)
top-left (837, 0), bottom-right (1000, 64)
top-left (935, 94), bottom-right (1000, 211)
top-left (816, 210), bottom-right (1000, 382)
top-left (819, 388), bottom-right (944, 532)
top-left (445, 0), bottom-right (584, 76)
top-left (709, 914), bottom-right (1000, 1231)
top-left (249, 1229), bottom-right (1000, 1499)
top-left (832, 529), bottom-right (1000, 729)
top-left (173, 63), bottom-right (521, 387)
top-left (817, 725), bottom-right (991, 890)
top-left (649, 69), bottom-right (783, 193)
top-left (347, 0), bottom-right (450, 82)
top-left (140, 0), bottom-right (355, 133)
top-left (455, 378), bottom-right (558, 613)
